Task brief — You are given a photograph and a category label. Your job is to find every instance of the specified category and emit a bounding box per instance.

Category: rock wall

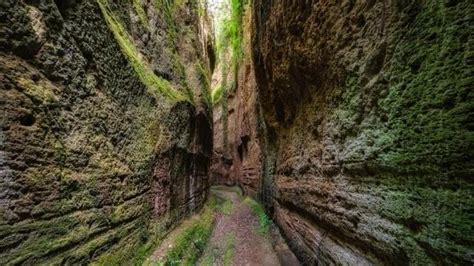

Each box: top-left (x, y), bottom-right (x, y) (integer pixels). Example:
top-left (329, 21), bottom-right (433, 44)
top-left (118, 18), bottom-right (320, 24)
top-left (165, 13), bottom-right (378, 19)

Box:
top-left (252, 0), bottom-right (473, 264)
top-left (210, 3), bottom-right (264, 198)
top-left (0, 0), bottom-right (212, 264)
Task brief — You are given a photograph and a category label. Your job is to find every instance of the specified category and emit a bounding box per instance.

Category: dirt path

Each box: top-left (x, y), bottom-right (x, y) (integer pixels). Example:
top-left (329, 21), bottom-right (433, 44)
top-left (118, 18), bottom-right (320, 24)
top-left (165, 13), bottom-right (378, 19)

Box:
top-left (144, 186), bottom-right (299, 266)
top-left (198, 186), bottom-right (299, 266)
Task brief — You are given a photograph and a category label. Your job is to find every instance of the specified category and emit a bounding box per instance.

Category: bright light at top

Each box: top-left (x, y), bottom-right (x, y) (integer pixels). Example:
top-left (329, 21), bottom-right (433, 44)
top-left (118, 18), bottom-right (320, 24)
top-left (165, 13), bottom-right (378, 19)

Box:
top-left (205, 0), bottom-right (231, 37)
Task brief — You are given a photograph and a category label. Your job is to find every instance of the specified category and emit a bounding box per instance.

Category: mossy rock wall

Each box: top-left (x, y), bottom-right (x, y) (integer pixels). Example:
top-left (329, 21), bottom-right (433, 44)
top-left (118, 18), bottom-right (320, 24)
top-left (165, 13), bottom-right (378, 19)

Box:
top-left (252, 0), bottom-right (473, 264)
top-left (0, 0), bottom-right (212, 264)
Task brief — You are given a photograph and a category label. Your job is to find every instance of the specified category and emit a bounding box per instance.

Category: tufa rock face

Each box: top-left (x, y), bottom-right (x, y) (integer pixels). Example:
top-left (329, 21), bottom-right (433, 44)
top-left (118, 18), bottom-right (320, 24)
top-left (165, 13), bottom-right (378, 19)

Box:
top-left (251, 0), bottom-right (473, 265)
top-left (210, 3), bottom-right (264, 198)
top-left (0, 0), bottom-right (212, 264)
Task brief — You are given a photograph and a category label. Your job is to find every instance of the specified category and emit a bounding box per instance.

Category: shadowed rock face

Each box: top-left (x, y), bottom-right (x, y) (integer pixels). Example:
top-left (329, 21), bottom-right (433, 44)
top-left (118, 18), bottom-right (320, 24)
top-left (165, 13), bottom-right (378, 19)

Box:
top-left (210, 4), bottom-right (264, 198)
top-left (211, 61), bottom-right (263, 197)
top-left (2, 0), bottom-right (473, 264)
top-left (250, 0), bottom-right (474, 264)
top-left (0, 0), bottom-right (212, 264)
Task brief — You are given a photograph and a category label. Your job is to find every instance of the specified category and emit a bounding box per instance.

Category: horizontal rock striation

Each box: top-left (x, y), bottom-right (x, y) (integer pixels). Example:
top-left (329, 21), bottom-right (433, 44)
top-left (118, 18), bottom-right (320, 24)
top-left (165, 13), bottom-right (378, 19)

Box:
top-left (252, 0), bottom-right (473, 264)
top-left (0, 0), bottom-right (212, 264)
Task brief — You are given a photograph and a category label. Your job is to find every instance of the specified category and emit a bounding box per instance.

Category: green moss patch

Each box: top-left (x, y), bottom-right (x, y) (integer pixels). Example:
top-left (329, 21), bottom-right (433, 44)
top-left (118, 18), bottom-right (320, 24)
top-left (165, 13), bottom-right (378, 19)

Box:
top-left (243, 197), bottom-right (271, 235)
top-left (220, 199), bottom-right (233, 215)
top-left (131, 0), bottom-right (148, 27)
top-left (223, 234), bottom-right (235, 266)
top-left (97, 0), bottom-right (188, 102)
top-left (162, 205), bottom-right (214, 265)
top-left (211, 0), bottom-right (249, 106)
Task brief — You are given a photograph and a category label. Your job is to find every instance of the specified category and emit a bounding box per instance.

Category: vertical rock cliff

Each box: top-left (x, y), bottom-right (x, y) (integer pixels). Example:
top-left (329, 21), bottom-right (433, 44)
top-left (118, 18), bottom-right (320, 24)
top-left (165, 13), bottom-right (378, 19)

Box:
top-left (2, 0), bottom-right (473, 265)
top-left (0, 0), bottom-right (213, 264)
top-left (210, 0), bottom-right (264, 200)
top-left (250, 0), bottom-right (473, 264)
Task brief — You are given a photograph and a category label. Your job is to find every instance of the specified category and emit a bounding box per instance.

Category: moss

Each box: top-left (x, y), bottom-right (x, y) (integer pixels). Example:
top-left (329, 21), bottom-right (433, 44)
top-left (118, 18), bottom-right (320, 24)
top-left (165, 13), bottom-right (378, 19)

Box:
top-left (131, 0), bottom-right (148, 27)
top-left (326, 3), bottom-right (474, 259)
top-left (324, 0), bottom-right (473, 175)
top-left (90, 210), bottom-right (184, 266)
top-left (196, 61), bottom-right (212, 109)
top-left (2, 216), bottom-right (83, 264)
top-left (90, 218), bottom-right (153, 266)
top-left (97, 0), bottom-right (188, 102)
top-left (377, 178), bottom-right (474, 263)
top-left (220, 199), bottom-right (233, 215)
top-left (162, 204), bottom-right (214, 265)
top-left (223, 234), bottom-right (235, 266)
top-left (176, 56), bottom-right (196, 105)
top-left (1, 209), bottom-right (154, 265)
top-left (211, 84), bottom-right (225, 104)
top-left (152, 0), bottom-right (180, 49)
top-left (379, 1), bottom-right (472, 172)
top-left (151, 0), bottom-right (204, 106)
top-left (201, 254), bottom-right (214, 266)
top-left (16, 76), bottom-right (59, 102)
top-left (2, 0), bottom-right (210, 264)
top-left (124, 101), bottom-right (162, 169)
top-left (330, 2), bottom-right (472, 183)
top-left (211, 0), bottom-right (250, 106)
top-left (243, 197), bottom-right (271, 235)
top-left (217, 0), bottom-right (246, 70)
top-left (197, 4), bottom-right (205, 18)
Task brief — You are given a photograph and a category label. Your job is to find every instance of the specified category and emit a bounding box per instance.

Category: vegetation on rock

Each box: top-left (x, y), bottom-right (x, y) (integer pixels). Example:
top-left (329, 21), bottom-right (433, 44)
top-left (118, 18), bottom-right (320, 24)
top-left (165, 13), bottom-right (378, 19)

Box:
top-left (162, 204), bottom-right (214, 265)
top-left (97, 0), bottom-right (187, 102)
top-left (1, 0), bottom-right (472, 265)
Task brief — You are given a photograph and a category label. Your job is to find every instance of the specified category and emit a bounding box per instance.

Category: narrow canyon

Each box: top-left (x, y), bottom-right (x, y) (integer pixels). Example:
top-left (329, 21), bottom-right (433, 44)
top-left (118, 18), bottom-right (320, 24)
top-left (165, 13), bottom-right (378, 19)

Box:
top-left (0, 0), bottom-right (473, 265)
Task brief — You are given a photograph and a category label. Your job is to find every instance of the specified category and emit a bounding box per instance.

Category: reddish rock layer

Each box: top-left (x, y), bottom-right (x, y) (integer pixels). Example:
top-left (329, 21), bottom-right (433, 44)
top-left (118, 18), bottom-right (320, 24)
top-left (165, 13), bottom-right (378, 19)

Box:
top-left (250, 1), bottom-right (473, 264)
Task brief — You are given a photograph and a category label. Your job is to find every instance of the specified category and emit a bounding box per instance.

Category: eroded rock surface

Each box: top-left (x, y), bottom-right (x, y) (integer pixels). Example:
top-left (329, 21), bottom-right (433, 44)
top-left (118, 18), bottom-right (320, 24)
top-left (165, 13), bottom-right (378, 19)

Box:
top-left (211, 3), bottom-right (264, 199)
top-left (0, 0), bottom-right (212, 264)
top-left (2, 0), bottom-right (473, 265)
top-left (250, 1), bottom-right (473, 264)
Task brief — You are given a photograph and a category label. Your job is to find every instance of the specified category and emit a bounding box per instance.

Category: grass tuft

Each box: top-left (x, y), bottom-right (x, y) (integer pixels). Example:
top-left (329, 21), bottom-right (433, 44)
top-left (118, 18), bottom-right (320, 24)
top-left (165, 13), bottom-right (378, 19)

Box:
top-left (220, 199), bottom-right (233, 215)
top-left (97, 0), bottom-right (187, 102)
top-left (223, 234), bottom-right (235, 266)
top-left (132, 0), bottom-right (148, 27)
top-left (243, 197), bottom-right (271, 235)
